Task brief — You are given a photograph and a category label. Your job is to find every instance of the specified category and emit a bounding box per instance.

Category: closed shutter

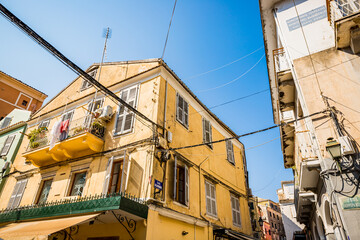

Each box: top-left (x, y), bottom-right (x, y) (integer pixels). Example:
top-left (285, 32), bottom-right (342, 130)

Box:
top-left (173, 155), bottom-right (177, 200)
top-left (120, 153), bottom-right (130, 192)
top-left (185, 165), bottom-right (189, 205)
top-left (1, 135), bottom-right (16, 156)
top-left (205, 181), bottom-right (217, 216)
top-left (226, 140), bottom-right (235, 164)
top-left (231, 194), bottom-right (241, 226)
top-left (176, 94), bottom-right (189, 128)
top-left (102, 157), bottom-right (114, 195)
top-left (115, 86), bottom-right (138, 135)
top-left (205, 181), bottom-right (212, 214)
top-left (210, 184), bottom-right (217, 216)
top-left (8, 178), bottom-right (28, 209)
top-left (1, 117), bottom-right (12, 129)
top-left (203, 119), bottom-right (212, 148)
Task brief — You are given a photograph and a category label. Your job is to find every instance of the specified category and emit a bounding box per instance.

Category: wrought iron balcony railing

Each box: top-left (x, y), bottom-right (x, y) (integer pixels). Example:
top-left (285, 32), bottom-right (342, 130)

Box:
top-left (273, 47), bottom-right (291, 73)
top-left (329, 0), bottom-right (360, 26)
top-left (26, 115), bottom-right (106, 152)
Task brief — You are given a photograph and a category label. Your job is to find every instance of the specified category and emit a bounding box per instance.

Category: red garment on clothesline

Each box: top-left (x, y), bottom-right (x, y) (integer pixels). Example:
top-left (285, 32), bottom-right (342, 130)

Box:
top-left (60, 119), bottom-right (70, 132)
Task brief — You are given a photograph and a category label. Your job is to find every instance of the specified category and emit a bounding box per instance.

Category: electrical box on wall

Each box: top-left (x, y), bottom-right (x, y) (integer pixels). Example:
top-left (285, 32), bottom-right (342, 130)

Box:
top-left (167, 131), bottom-right (172, 143)
top-left (338, 136), bottom-right (355, 155)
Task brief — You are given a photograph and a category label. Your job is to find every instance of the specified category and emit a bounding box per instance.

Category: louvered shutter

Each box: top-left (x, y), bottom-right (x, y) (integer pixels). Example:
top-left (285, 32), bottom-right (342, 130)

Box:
top-left (120, 153), bottom-right (130, 193)
top-left (8, 179), bottom-right (28, 209)
top-left (115, 89), bottom-right (129, 134)
top-left (176, 94), bottom-right (183, 124)
top-left (203, 119), bottom-right (212, 147)
top-left (1, 135), bottom-right (16, 156)
top-left (127, 160), bottom-right (143, 197)
top-left (210, 184), bottom-right (217, 215)
top-left (226, 140), bottom-right (235, 164)
top-left (1, 117), bottom-right (11, 129)
top-left (123, 86), bottom-right (138, 133)
top-left (205, 181), bottom-right (212, 214)
top-left (102, 157), bottom-right (114, 195)
top-left (183, 100), bottom-right (188, 127)
top-left (202, 119), bottom-right (206, 143)
top-left (185, 165), bottom-right (189, 205)
top-left (173, 155), bottom-right (177, 200)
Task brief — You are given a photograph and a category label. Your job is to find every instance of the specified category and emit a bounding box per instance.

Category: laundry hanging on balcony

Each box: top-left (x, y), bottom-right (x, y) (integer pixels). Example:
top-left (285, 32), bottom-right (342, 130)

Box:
top-left (59, 119), bottom-right (70, 141)
top-left (49, 119), bottom-right (61, 150)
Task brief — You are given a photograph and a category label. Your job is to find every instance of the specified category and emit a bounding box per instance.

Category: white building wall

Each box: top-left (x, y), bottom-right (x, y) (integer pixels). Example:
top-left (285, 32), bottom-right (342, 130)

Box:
top-left (274, 0), bottom-right (334, 60)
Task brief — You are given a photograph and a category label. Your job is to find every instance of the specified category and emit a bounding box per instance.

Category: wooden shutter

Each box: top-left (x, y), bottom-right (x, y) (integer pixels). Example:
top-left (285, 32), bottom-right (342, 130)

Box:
top-left (123, 86), bottom-right (138, 133)
top-left (173, 155), bottom-right (177, 200)
top-left (226, 140), bottom-right (235, 164)
top-left (231, 195), bottom-right (241, 226)
top-left (102, 157), bottom-right (114, 195)
top-left (8, 178), bottom-right (28, 209)
top-left (210, 184), bottom-right (217, 216)
top-left (185, 165), bottom-right (189, 205)
top-left (203, 119), bottom-right (212, 147)
top-left (127, 160), bottom-right (143, 197)
top-left (1, 117), bottom-right (12, 129)
top-left (183, 100), bottom-right (188, 128)
top-left (120, 153), bottom-right (130, 192)
top-left (176, 94), bottom-right (183, 124)
top-left (205, 181), bottom-right (212, 214)
top-left (1, 135), bottom-right (16, 156)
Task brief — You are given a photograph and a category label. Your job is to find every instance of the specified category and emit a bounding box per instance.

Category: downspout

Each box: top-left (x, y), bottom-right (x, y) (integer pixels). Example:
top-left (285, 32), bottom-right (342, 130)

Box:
top-left (273, 9), bottom-right (347, 240)
top-left (161, 79), bottom-right (168, 202)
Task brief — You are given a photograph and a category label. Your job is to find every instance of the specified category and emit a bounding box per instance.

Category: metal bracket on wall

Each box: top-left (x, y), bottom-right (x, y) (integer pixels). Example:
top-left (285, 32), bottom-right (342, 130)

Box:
top-left (111, 211), bottom-right (136, 240)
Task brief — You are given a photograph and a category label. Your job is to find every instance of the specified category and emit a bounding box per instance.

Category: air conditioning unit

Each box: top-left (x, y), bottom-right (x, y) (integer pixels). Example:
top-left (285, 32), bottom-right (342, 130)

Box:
top-left (338, 136), bottom-right (355, 155)
top-left (99, 105), bottom-right (113, 121)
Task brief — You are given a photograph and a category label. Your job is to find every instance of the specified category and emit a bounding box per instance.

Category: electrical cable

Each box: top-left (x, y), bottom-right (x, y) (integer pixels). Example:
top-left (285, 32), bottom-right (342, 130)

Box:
top-left (184, 47), bottom-right (264, 80)
top-left (197, 54), bottom-right (265, 93)
top-left (170, 110), bottom-right (327, 151)
top-left (161, 0), bottom-right (178, 59)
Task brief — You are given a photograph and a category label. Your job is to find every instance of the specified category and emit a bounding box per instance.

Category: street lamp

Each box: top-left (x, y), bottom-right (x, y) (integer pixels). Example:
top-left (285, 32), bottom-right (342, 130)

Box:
top-left (258, 217), bottom-right (264, 227)
top-left (326, 138), bottom-right (342, 159)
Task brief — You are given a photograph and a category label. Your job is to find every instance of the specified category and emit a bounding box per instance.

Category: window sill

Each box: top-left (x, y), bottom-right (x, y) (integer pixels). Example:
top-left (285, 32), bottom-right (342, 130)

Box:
top-left (205, 213), bottom-right (218, 221)
top-left (112, 130), bottom-right (135, 138)
top-left (173, 201), bottom-right (189, 209)
top-left (175, 119), bottom-right (189, 131)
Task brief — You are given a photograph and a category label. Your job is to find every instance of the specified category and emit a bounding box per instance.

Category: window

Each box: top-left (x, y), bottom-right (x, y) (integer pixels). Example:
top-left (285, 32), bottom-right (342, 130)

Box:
top-left (69, 172), bottom-right (87, 196)
top-left (36, 179), bottom-right (53, 204)
top-left (230, 194), bottom-right (242, 227)
top-left (22, 100), bottom-right (28, 106)
top-left (8, 178), bottom-right (28, 209)
top-left (61, 110), bottom-right (74, 122)
top-left (102, 155), bottom-right (130, 195)
top-left (114, 85), bottom-right (138, 135)
top-left (173, 162), bottom-right (189, 205)
top-left (176, 93), bottom-right (189, 128)
top-left (275, 224), bottom-right (277, 229)
top-left (1, 135), bottom-right (16, 156)
top-left (0, 117), bottom-right (11, 129)
top-left (202, 118), bottom-right (212, 149)
top-left (38, 120), bottom-right (50, 129)
top-left (277, 215), bottom-right (279, 220)
top-left (80, 69), bottom-right (97, 91)
top-left (84, 98), bottom-right (104, 127)
top-left (226, 140), bottom-right (235, 165)
top-left (205, 180), bottom-right (217, 217)
top-left (271, 222), bottom-right (274, 228)
top-left (269, 212), bottom-right (272, 217)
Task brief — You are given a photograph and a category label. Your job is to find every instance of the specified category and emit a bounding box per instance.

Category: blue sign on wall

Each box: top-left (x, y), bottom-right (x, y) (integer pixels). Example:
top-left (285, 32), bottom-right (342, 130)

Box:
top-left (154, 179), bottom-right (163, 190)
top-left (286, 5), bottom-right (327, 31)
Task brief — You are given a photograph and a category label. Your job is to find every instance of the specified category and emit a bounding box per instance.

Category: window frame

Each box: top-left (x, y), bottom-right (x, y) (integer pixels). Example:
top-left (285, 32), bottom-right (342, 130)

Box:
top-left (176, 93), bottom-right (189, 129)
top-left (38, 120), bottom-right (50, 129)
top-left (0, 134), bottom-right (16, 156)
top-left (173, 163), bottom-right (189, 206)
top-left (205, 180), bottom-right (217, 217)
top-left (202, 118), bottom-right (213, 149)
top-left (113, 85), bottom-right (139, 136)
top-left (35, 178), bottom-right (53, 204)
top-left (68, 171), bottom-right (88, 197)
top-left (230, 194), bottom-right (242, 228)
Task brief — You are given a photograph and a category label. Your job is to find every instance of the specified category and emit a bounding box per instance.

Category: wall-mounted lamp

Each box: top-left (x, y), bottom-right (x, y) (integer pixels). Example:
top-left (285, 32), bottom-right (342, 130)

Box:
top-left (258, 217), bottom-right (264, 227)
top-left (182, 231), bottom-right (188, 236)
top-left (326, 138), bottom-right (342, 159)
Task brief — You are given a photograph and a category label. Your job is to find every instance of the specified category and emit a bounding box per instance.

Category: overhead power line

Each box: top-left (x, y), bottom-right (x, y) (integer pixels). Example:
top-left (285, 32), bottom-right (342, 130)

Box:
top-left (0, 4), bottom-right (162, 130)
top-left (170, 110), bottom-right (328, 151)
top-left (161, 0), bottom-right (178, 59)
top-left (197, 54), bottom-right (265, 93)
top-left (184, 46), bottom-right (264, 80)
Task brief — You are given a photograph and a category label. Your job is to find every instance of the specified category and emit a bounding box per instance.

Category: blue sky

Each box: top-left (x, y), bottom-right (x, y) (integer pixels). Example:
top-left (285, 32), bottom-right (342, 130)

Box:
top-left (0, 0), bottom-right (293, 201)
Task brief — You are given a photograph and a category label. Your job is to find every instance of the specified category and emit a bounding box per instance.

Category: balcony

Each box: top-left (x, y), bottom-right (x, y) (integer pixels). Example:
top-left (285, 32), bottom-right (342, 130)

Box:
top-left (328, 0), bottom-right (360, 53)
top-left (299, 158), bottom-right (320, 191)
top-left (23, 116), bottom-right (106, 167)
top-left (273, 48), bottom-right (291, 73)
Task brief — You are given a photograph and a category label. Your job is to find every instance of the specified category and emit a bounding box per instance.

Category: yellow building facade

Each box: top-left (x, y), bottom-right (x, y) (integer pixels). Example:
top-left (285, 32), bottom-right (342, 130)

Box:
top-left (0, 59), bottom-right (254, 240)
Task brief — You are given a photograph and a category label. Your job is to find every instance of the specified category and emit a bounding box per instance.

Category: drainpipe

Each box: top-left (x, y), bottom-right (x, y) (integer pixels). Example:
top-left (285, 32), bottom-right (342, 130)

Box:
top-left (163, 79), bottom-right (168, 137)
top-left (273, 9), bottom-right (348, 240)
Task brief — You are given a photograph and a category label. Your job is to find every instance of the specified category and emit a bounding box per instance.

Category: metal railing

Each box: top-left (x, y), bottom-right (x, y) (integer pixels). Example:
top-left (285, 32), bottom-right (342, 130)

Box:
top-left (26, 115), bottom-right (106, 152)
top-left (273, 48), bottom-right (291, 73)
top-left (329, 0), bottom-right (360, 26)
